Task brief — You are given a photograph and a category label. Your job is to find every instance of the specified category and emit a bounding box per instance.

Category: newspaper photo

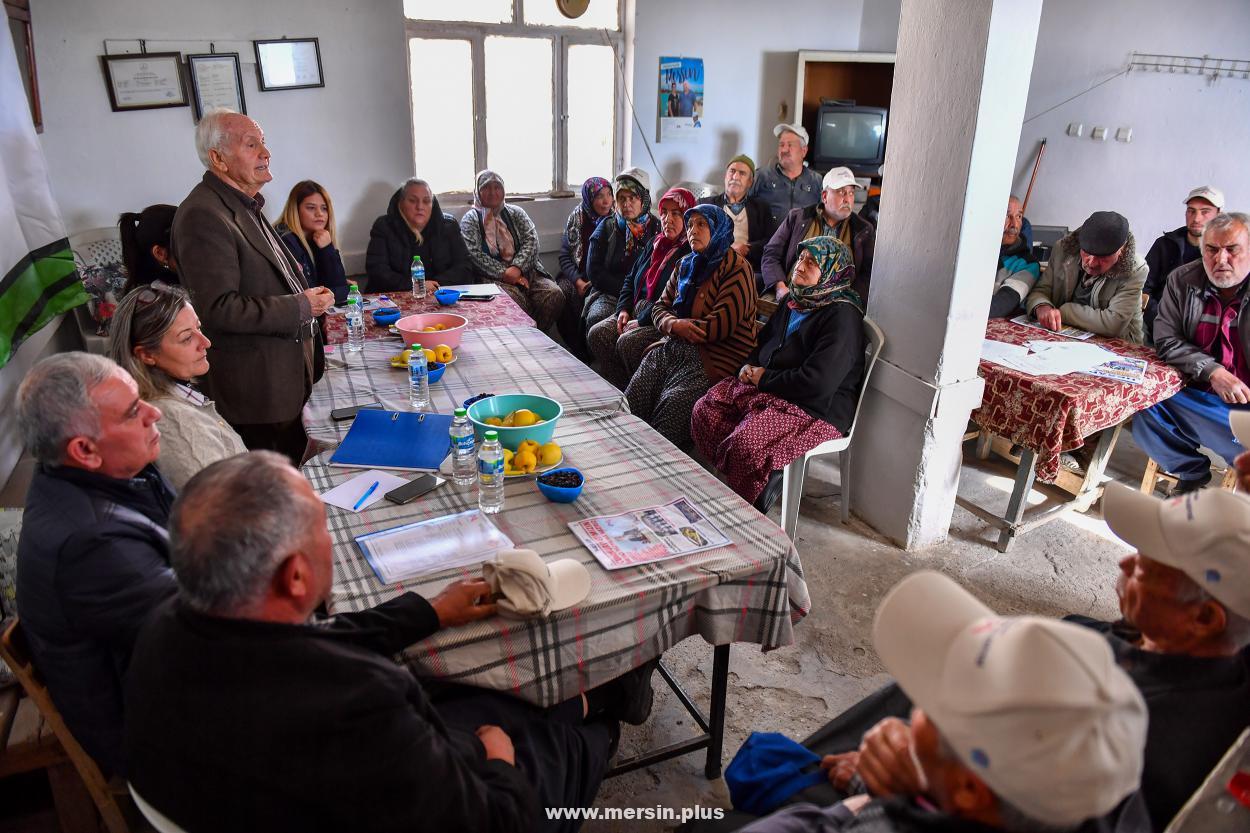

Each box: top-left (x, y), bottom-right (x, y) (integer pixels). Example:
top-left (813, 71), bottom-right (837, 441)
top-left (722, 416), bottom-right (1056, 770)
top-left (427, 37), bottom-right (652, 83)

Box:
top-left (569, 498), bottom-right (731, 570)
top-left (1009, 314), bottom-right (1095, 341)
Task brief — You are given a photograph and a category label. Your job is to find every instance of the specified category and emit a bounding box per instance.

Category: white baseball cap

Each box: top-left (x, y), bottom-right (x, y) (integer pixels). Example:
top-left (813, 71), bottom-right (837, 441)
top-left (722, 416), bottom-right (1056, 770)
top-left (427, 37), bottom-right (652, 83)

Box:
top-left (873, 571), bottom-right (1147, 827)
top-left (773, 122), bottom-right (810, 145)
top-left (482, 549), bottom-right (591, 618)
top-left (1102, 481), bottom-right (1250, 619)
top-left (822, 166), bottom-right (863, 192)
top-left (1185, 186), bottom-right (1225, 210)
top-left (1229, 409), bottom-right (1250, 447)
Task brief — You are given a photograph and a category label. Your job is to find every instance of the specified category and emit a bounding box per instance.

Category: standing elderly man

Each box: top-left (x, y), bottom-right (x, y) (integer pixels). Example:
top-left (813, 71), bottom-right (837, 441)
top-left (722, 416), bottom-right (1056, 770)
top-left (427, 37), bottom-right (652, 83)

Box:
top-left (762, 166), bottom-right (875, 299)
top-left (752, 123), bottom-right (824, 229)
top-left (698, 154), bottom-right (772, 273)
top-left (1026, 210), bottom-right (1148, 342)
top-left (15, 352), bottom-right (177, 775)
top-left (988, 195), bottom-right (1040, 318)
top-left (1134, 212), bottom-right (1250, 493)
top-left (1143, 186), bottom-right (1224, 342)
top-left (171, 107), bottom-right (334, 465)
top-left (125, 452), bottom-right (619, 833)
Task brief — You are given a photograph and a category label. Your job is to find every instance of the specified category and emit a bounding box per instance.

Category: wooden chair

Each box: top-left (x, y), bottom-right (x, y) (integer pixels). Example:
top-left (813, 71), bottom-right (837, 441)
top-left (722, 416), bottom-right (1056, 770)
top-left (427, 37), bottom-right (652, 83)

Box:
top-left (779, 316), bottom-right (886, 538)
top-left (0, 619), bottom-right (130, 833)
top-left (1140, 458), bottom-right (1238, 496)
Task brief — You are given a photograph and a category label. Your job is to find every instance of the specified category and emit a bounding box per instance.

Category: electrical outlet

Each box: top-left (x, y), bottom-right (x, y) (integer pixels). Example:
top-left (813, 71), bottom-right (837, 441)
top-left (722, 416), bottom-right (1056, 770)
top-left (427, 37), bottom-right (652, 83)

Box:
top-left (1091, 126), bottom-right (1108, 141)
top-left (1116, 127), bottom-right (1133, 143)
top-left (1067, 122), bottom-right (1083, 137)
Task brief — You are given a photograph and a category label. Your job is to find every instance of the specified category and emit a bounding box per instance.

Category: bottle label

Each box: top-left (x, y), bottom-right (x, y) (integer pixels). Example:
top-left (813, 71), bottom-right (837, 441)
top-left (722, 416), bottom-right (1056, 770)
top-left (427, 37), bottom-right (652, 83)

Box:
top-left (453, 434), bottom-right (475, 452)
top-left (478, 457), bottom-right (504, 476)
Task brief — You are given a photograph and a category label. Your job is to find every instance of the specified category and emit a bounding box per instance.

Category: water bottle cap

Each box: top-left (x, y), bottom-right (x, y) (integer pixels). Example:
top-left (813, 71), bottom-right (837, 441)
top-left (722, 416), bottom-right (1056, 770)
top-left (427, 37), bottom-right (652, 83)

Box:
top-left (484, 430), bottom-right (498, 440)
top-left (454, 407), bottom-right (467, 417)
top-left (409, 343), bottom-right (420, 350)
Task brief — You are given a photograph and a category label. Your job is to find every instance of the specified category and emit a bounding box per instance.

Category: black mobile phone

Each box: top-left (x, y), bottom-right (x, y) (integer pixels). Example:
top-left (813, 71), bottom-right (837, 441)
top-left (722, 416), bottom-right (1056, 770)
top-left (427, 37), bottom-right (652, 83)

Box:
top-left (384, 474), bottom-right (445, 505)
top-left (457, 294), bottom-right (495, 302)
top-left (330, 403), bottom-right (380, 421)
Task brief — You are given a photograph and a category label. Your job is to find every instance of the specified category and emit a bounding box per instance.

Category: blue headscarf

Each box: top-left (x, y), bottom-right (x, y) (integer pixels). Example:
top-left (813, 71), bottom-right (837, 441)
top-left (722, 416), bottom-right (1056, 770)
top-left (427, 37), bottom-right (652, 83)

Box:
top-left (672, 204), bottom-right (735, 318)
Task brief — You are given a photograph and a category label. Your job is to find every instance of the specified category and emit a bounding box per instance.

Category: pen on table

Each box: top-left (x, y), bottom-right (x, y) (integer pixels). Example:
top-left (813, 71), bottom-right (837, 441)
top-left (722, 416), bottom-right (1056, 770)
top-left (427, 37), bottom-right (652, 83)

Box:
top-left (353, 481), bottom-right (380, 511)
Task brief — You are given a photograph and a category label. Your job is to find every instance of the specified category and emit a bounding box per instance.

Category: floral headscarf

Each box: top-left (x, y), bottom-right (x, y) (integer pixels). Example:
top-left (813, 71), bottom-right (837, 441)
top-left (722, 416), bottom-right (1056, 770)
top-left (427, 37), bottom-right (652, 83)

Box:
top-left (614, 174), bottom-right (653, 258)
top-left (473, 169), bottom-right (515, 261)
top-left (787, 236), bottom-right (862, 313)
top-left (672, 204), bottom-right (735, 318)
top-left (568, 176), bottom-right (611, 270)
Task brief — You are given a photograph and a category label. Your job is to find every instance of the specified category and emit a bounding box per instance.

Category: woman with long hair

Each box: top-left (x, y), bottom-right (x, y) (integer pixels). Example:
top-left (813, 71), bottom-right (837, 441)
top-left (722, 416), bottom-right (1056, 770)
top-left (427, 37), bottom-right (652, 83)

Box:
top-left (276, 180), bottom-right (349, 304)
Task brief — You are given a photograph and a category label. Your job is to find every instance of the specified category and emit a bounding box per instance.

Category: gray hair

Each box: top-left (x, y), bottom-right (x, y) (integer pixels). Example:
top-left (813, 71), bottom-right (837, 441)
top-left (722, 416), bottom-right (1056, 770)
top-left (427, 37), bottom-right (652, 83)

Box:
top-left (1173, 577), bottom-right (1250, 650)
top-left (171, 451), bottom-right (323, 615)
top-left (400, 177), bottom-right (431, 195)
top-left (17, 352), bottom-right (120, 465)
top-left (1202, 211), bottom-right (1250, 243)
top-left (195, 107), bottom-right (239, 168)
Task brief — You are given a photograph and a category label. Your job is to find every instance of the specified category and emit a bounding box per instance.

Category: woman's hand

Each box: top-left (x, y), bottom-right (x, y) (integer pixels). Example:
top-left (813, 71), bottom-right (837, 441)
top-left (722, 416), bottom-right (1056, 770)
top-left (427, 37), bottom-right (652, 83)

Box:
top-left (575, 277), bottom-right (590, 297)
top-left (670, 319), bottom-right (707, 343)
top-left (738, 365), bottom-right (764, 386)
top-left (310, 229), bottom-right (332, 249)
top-left (502, 265), bottom-right (527, 289)
top-left (426, 280), bottom-right (441, 292)
top-left (731, 242), bottom-right (750, 258)
top-left (622, 319), bottom-right (640, 333)
top-left (774, 281), bottom-right (789, 300)
top-left (616, 311), bottom-right (631, 334)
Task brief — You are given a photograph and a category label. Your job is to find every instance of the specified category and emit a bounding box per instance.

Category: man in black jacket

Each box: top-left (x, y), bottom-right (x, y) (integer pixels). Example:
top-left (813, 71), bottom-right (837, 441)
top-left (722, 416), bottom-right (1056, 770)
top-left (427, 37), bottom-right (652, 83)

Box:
top-left (699, 155), bottom-right (773, 274)
top-left (125, 452), bottom-right (617, 833)
top-left (15, 352), bottom-right (176, 775)
top-left (1142, 186), bottom-right (1223, 343)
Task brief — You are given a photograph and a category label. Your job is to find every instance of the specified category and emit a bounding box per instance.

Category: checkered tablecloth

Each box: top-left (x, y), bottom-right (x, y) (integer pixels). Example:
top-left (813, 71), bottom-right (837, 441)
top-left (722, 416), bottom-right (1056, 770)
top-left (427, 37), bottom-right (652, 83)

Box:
top-left (305, 408), bottom-right (810, 707)
top-left (973, 319), bottom-right (1184, 482)
top-left (307, 327), bottom-right (628, 443)
top-left (322, 290), bottom-right (535, 344)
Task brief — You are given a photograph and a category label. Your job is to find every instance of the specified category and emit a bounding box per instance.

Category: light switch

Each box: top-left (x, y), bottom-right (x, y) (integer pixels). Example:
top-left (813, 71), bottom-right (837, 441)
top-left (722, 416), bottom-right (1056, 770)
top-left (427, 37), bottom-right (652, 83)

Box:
top-left (1091, 126), bottom-right (1108, 141)
top-left (1067, 122), bottom-right (1083, 137)
top-left (1116, 127), bottom-right (1133, 143)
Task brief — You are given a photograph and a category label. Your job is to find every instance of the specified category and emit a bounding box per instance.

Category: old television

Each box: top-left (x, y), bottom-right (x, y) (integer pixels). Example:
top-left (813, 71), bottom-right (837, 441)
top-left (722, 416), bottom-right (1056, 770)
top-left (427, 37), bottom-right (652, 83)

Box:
top-left (812, 102), bottom-right (888, 175)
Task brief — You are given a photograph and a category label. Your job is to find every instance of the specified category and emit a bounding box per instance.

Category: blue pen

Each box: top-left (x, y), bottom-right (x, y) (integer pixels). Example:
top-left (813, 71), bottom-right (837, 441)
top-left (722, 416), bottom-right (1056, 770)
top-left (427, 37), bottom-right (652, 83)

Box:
top-left (352, 480), bottom-right (380, 511)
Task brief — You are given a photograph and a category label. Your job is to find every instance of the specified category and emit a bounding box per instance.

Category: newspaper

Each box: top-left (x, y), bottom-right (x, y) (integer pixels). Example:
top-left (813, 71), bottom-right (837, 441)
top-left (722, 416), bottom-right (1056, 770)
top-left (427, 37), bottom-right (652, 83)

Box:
top-left (569, 498), bottom-right (732, 570)
top-left (1079, 357), bottom-right (1148, 385)
top-left (1010, 314), bottom-right (1095, 341)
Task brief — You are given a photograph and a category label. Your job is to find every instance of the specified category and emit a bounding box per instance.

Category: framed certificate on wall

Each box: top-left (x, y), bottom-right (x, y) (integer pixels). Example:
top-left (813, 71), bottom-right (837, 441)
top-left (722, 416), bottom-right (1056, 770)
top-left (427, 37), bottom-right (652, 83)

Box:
top-left (186, 53), bottom-right (246, 120)
top-left (253, 37), bottom-right (324, 91)
top-left (100, 51), bottom-right (188, 111)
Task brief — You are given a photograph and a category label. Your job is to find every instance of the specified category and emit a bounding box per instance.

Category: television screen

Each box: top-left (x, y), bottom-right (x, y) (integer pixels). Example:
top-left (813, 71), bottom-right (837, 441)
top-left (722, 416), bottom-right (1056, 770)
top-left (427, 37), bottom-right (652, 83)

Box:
top-left (817, 110), bottom-right (886, 163)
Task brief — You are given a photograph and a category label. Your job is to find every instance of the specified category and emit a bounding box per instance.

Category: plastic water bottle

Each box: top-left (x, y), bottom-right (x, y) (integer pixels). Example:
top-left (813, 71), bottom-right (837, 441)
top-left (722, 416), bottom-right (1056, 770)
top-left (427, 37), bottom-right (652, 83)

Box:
top-left (345, 299), bottom-right (364, 353)
top-left (450, 407), bottom-right (477, 486)
top-left (478, 430), bottom-right (504, 514)
top-left (346, 280), bottom-right (362, 308)
top-left (408, 343), bottom-right (429, 410)
top-left (411, 255), bottom-right (426, 300)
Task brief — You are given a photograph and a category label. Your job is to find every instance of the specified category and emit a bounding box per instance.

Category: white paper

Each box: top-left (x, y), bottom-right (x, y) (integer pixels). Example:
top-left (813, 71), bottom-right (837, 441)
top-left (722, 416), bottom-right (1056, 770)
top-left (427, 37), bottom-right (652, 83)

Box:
top-left (440, 283), bottom-right (501, 296)
top-left (980, 339), bottom-right (1030, 368)
top-left (320, 470), bottom-right (408, 512)
top-left (355, 510), bottom-right (514, 584)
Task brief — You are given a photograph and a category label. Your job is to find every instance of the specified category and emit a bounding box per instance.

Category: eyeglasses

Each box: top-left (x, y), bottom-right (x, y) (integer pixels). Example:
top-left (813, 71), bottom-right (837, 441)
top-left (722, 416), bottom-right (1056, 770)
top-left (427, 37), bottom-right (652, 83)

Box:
top-left (133, 280), bottom-right (173, 307)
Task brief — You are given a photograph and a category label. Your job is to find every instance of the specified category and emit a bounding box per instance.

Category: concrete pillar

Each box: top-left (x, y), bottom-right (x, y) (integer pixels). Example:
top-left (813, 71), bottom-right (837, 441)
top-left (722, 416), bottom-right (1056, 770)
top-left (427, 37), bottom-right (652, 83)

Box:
top-left (851, 0), bottom-right (1043, 549)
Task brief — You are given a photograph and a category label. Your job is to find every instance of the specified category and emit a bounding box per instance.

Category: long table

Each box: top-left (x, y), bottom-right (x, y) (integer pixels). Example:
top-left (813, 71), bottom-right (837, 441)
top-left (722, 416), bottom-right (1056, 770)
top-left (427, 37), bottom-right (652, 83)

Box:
top-left (321, 289), bottom-right (535, 344)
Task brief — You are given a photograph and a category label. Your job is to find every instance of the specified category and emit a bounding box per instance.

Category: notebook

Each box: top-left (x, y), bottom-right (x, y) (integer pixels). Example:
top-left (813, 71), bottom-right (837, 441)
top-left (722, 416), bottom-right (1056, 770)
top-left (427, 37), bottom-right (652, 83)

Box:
top-left (328, 409), bottom-right (453, 471)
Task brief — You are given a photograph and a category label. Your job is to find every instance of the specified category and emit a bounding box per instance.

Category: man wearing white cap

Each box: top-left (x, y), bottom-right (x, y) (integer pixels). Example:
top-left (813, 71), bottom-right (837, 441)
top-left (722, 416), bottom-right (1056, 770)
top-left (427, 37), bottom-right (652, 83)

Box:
top-left (738, 571), bottom-right (1149, 833)
top-left (761, 166), bottom-right (875, 300)
top-left (752, 123), bottom-right (825, 229)
top-left (1142, 186), bottom-right (1225, 342)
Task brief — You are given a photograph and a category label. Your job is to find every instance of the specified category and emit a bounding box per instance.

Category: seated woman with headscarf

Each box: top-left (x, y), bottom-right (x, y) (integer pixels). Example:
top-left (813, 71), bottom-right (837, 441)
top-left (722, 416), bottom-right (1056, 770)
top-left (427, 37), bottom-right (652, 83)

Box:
top-left (692, 237), bottom-right (866, 513)
top-left (119, 204), bottom-right (178, 292)
top-left (276, 180), bottom-right (349, 304)
top-left (366, 177), bottom-right (471, 293)
top-left (584, 169), bottom-right (660, 343)
top-left (556, 176), bottom-right (613, 354)
top-left (460, 170), bottom-right (564, 332)
top-left (625, 205), bottom-right (757, 449)
top-left (586, 186), bottom-right (694, 388)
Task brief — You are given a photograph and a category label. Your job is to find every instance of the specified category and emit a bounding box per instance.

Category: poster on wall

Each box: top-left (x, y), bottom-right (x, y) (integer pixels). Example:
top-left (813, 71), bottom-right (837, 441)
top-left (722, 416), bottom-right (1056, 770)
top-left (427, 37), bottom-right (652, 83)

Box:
top-left (658, 56), bottom-right (703, 143)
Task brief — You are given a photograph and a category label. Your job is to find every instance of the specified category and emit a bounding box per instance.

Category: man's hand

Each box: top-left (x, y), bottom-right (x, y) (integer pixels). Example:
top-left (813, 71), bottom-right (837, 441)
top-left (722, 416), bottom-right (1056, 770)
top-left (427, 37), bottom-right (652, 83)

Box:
top-left (1140, 292), bottom-right (1150, 310)
top-left (430, 578), bottom-right (497, 627)
top-left (310, 229), bottom-right (332, 249)
top-left (820, 752), bottom-right (860, 791)
top-left (475, 725), bottom-right (516, 765)
top-left (1209, 368), bottom-right (1250, 405)
top-left (738, 364), bottom-right (764, 386)
top-left (671, 319), bottom-right (707, 343)
top-left (616, 311), bottom-right (631, 334)
top-left (856, 718), bottom-right (923, 798)
top-left (1235, 450), bottom-right (1250, 493)
top-left (427, 280), bottom-right (441, 292)
top-left (1034, 304), bottom-right (1062, 331)
top-left (731, 242), bottom-right (750, 258)
top-left (303, 287), bottom-right (335, 316)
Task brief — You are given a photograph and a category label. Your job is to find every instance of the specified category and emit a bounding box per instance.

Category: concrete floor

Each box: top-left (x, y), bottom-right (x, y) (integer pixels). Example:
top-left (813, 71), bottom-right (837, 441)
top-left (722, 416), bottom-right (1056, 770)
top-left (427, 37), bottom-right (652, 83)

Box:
top-left (587, 426), bottom-right (1172, 832)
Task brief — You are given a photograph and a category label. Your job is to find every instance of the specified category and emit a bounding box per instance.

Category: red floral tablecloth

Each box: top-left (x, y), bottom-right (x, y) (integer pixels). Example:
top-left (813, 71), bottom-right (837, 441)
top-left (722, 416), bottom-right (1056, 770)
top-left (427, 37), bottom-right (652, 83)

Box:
top-left (972, 319), bottom-right (1183, 482)
top-left (322, 290), bottom-right (535, 344)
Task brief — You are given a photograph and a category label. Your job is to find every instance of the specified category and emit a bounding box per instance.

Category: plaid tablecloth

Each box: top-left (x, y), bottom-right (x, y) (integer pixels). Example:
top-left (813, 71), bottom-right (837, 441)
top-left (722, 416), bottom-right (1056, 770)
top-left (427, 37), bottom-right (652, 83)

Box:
top-left (305, 408), bottom-right (810, 707)
top-left (307, 327), bottom-right (628, 443)
top-left (972, 319), bottom-right (1183, 482)
top-left (322, 290), bottom-right (535, 344)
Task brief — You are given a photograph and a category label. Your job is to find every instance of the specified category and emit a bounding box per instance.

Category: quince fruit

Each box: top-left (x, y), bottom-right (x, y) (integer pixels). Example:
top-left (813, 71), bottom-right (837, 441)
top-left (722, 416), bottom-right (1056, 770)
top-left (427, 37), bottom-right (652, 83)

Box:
top-left (422, 348), bottom-right (437, 365)
top-left (510, 409), bottom-right (539, 427)
top-left (517, 439), bottom-right (539, 455)
top-left (484, 416), bottom-right (504, 427)
top-left (538, 442), bottom-right (562, 467)
top-left (390, 349), bottom-right (412, 368)
top-left (502, 412), bottom-right (517, 427)
top-left (423, 326), bottom-right (438, 332)
top-left (434, 344), bottom-right (454, 363)
top-left (434, 324), bottom-right (448, 331)
top-left (502, 448), bottom-right (514, 467)
top-left (513, 448), bottom-right (538, 473)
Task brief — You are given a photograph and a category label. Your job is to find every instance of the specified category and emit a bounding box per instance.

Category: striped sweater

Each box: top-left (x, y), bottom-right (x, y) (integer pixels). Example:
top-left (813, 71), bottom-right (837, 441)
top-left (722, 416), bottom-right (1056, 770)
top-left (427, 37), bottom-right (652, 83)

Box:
top-left (652, 248), bottom-right (758, 380)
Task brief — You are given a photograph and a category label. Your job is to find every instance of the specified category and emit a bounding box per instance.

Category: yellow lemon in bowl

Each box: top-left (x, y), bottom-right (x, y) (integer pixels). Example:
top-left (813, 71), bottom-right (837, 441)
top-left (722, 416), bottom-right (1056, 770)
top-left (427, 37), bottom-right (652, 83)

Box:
top-left (538, 442), bottom-right (562, 467)
top-left (511, 409), bottom-right (540, 427)
top-left (484, 416), bottom-right (504, 426)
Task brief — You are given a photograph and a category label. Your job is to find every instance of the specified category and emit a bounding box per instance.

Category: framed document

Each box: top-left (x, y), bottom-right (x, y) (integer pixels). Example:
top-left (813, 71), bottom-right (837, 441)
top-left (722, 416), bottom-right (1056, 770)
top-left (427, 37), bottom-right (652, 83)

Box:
top-left (100, 51), bottom-right (188, 111)
top-left (186, 53), bottom-right (246, 120)
top-left (253, 37), bottom-right (324, 91)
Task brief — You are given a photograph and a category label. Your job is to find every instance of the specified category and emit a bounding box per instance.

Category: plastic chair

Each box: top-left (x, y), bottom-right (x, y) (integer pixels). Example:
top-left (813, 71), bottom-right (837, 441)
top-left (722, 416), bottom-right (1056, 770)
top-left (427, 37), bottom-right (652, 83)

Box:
top-left (68, 227), bottom-right (125, 356)
top-left (129, 783), bottom-right (189, 833)
top-left (779, 316), bottom-right (886, 539)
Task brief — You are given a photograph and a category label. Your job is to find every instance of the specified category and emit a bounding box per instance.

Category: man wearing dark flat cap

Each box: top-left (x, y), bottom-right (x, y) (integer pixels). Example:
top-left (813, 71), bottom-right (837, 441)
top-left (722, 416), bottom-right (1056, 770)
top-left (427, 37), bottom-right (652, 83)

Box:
top-left (1025, 210), bottom-right (1148, 342)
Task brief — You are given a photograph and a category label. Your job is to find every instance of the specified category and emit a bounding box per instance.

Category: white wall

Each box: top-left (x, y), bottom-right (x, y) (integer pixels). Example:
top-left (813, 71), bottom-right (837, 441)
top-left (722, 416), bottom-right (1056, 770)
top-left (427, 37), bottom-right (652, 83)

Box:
top-left (628, 0), bottom-right (865, 192)
top-left (32, 0), bottom-right (413, 267)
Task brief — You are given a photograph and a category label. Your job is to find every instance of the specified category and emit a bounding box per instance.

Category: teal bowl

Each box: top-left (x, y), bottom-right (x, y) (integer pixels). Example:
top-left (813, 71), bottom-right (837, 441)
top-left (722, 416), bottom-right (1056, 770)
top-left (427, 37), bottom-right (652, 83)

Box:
top-left (467, 393), bottom-right (562, 451)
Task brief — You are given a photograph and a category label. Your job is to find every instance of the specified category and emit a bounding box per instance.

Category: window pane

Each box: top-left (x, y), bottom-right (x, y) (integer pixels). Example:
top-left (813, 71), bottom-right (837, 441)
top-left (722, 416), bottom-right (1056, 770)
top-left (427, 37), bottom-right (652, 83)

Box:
top-left (524, 0), bottom-right (619, 30)
top-left (409, 39), bottom-right (476, 193)
top-left (485, 37), bottom-right (553, 193)
top-left (566, 44), bottom-right (614, 187)
top-left (403, 0), bottom-right (511, 23)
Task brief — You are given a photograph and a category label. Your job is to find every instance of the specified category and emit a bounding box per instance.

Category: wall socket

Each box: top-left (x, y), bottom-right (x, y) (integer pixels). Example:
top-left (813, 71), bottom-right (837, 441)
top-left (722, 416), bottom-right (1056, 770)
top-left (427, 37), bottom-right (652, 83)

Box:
top-left (1091, 126), bottom-right (1108, 141)
top-left (1116, 127), bottom-right (1133, 143)
top-left (1067, 122), bottom-right (1083, 137)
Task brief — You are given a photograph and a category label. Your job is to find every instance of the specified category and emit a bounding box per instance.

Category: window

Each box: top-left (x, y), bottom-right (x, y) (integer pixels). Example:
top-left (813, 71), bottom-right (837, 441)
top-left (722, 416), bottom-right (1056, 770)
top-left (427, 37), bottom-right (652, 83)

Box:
top-left (404, 1), bottom-right (623, 196)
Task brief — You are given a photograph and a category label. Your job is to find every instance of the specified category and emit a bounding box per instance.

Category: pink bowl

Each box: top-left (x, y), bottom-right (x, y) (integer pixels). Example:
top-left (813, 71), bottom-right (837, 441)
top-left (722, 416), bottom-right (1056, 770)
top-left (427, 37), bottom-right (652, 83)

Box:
top-left (395, 313), bottom-right (467, 349)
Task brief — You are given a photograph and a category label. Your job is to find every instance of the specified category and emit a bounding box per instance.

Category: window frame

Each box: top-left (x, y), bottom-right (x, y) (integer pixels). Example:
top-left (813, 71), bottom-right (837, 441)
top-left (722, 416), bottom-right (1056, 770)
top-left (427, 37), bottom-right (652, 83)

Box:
top-left (403, 0), bottom-right (625, 198)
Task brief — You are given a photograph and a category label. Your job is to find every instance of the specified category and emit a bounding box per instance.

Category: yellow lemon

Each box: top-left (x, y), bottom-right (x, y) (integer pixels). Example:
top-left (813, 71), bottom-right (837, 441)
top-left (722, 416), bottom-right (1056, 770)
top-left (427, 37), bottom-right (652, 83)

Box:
top-left (422, 348), bottom-right (437, 365)
top-left (511, 409), bottom-right (539, 427)
top-left (513, 448), bottom-right (538, 473)
top-left (434, 344), bottom-right (454, 363)
top-left (538, 442), bottom-right (562, 467)
top-left (484, 416), bottom-right (504, 426)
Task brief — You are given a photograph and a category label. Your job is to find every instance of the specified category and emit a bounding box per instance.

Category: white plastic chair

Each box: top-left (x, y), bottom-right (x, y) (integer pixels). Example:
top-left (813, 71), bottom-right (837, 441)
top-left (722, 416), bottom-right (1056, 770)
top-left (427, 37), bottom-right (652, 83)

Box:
top-left (128, 783), bottom-right (190, 833)
top-left (67, 227), bottom-right (124, 355)
top-left (779, 316), bottom-right (885, 539)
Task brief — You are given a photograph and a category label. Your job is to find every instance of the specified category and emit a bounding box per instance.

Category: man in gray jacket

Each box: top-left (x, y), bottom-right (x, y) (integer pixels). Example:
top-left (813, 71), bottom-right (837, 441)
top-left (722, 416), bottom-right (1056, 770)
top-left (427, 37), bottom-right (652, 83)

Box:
top-left (1134, 212), bottom-right (1250, 492)
top-left (1025, 211), bottom-right (1148, 343)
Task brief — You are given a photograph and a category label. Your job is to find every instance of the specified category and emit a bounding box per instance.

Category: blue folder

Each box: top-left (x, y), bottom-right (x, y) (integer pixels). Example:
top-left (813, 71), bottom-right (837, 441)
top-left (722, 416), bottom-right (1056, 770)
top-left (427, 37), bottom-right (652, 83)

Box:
top-left (328, 409), bottom-right (453, 471)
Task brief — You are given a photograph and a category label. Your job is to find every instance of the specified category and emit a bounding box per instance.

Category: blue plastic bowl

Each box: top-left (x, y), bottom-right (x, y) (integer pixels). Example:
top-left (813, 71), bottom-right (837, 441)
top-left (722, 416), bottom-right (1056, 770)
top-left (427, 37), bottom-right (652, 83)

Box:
top-left (467, 393), bottom-right (562, 451)
top-left (536, 468), bottom-right (583, 503)
top-left (372, 308), bottom-right (402, 326)
top-left (426, 362), bottom-right (446, 384)
top-left (434, 288), bottom-right (461, 306)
